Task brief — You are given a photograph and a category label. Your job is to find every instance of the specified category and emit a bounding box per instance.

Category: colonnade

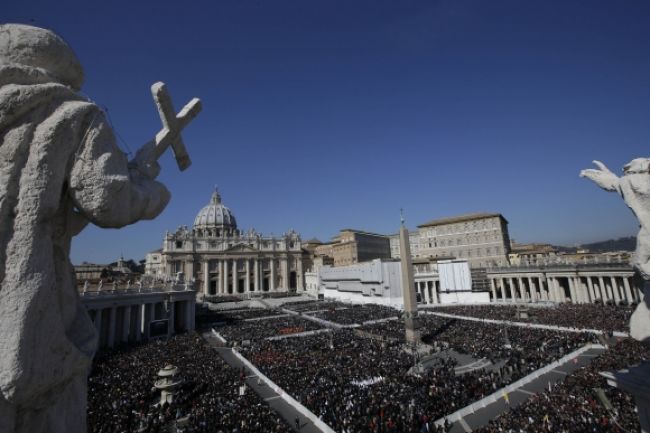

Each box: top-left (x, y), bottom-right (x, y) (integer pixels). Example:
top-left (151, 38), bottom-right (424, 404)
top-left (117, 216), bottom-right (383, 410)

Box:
top-left (84, 295), bottom-right (196, 349)
top-left (202, 256), bottom-right (304, 295)
top-left (488, 273), bottom-right (641, 305)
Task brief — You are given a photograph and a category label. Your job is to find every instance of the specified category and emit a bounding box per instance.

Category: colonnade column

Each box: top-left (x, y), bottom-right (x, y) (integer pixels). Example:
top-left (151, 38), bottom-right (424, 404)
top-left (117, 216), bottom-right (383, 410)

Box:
top-left (623, 277), bottom-right (633, 303)
top-left (500, 278), bottom-right (506, 301)
top-left (122, 305), bottom-right (131, 342)
top-left (134, 304), bottom-right (142, 341)
top-left (93, 309), bottom-right (103, 342)
top-left (143, 303), bottom-right (152, 340)
top-left (270, 258), bottom-right (276, 291)
top-left (424, 282), bottom-right (432, 304)
top-left (586, 277), bottom-right (596, 302)
top-left (598, 276), bottom-right (608, 302)
top-left (529, 277), bottom-right (538, 302)
top-left (107, 307), bottom-right (116, 348)
top-left (168, 300), bottom-right (175, 337)
top-left (610, 277), bottom-right (621, 304)
top-left (568, 278), bottom-right (577, 303)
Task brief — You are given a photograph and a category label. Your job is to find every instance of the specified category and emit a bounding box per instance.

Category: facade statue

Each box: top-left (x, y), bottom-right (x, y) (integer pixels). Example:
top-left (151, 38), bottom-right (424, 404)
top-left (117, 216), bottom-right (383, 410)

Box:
top-left (581, 159), bottom-right (650, 343)
top-left (0, 24), bottom-right (200, 433)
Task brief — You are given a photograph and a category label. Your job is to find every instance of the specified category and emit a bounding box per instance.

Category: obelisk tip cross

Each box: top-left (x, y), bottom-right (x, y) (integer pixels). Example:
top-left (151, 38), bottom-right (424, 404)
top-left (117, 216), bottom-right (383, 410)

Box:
top-left (150, 81), bottom-right (202, 171)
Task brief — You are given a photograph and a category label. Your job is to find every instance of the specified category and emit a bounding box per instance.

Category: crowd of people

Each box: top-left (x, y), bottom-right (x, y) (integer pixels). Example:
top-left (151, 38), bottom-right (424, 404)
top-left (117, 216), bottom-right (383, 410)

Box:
top-left (216, 315), bottom-right (323, 343)
top-left (435, 303), bottom-right (635, 334)
top-left (282, 300), bottom-right (347, 312)
top-left (476, 338), bottom-right (650, 433)
top-left (306, 304), bottom-right (400, 325)
top-left (87, 334), bottom-right (292, 433)
top-left (87, 299), bottom-right (646, 433)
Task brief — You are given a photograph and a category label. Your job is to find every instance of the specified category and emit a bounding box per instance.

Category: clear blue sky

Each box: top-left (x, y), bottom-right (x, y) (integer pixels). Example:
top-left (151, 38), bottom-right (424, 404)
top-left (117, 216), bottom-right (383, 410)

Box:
top-left (5, 1), bottom-right (649, 264)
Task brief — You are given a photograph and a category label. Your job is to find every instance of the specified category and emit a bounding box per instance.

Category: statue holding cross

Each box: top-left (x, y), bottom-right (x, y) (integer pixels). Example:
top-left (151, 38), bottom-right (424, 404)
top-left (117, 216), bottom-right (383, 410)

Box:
top-left (0, 24), bottom-right (201, 433)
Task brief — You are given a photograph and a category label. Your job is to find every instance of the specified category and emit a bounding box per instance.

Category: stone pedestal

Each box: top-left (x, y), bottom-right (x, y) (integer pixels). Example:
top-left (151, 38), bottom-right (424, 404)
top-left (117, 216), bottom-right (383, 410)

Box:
top-left (601, 362), bottom-right (650, 433)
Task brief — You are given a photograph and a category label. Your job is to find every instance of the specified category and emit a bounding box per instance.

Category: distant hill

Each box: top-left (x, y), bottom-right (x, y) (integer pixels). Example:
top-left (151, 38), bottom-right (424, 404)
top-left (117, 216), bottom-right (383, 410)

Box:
top-left (554, 236), bottom-right (636, 253)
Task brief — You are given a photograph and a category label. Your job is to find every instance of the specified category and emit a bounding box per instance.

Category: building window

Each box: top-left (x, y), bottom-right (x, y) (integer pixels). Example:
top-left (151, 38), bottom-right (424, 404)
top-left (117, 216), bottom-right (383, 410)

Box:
top-left (176, 241), bottom-right (183, 249)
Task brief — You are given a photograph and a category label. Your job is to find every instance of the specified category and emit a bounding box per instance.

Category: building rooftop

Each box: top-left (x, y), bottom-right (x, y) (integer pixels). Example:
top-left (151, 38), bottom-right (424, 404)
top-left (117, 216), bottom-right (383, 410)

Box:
top-left (337, 229), bottom-right (390, 237)
top-left (417, 212), bottom-right (507, 228)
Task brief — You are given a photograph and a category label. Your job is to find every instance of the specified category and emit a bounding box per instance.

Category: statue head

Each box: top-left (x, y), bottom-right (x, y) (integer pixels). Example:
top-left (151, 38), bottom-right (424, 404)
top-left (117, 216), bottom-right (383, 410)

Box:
top-left (624, 158), bottom-right (650, 175)
top-left (0, 23), bottom-right (84, 90)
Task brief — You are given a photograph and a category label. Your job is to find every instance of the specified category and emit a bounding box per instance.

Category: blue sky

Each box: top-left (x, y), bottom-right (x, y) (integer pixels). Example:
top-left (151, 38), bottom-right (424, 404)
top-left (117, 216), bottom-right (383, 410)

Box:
top-left (4, 1), bottom-right (650, 264)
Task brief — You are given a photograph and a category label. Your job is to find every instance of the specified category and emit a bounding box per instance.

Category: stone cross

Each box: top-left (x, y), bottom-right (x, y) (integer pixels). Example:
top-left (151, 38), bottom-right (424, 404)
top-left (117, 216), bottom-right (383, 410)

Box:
top-left (150, 82), bottom-right (202, 171)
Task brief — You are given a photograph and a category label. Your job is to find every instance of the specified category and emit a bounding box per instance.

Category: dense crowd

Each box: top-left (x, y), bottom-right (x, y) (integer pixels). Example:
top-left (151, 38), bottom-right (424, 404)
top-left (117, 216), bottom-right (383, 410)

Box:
top-left (361, 315), bottom-right (596, 383)
top-left (306, 304), bottom-right (400, 325)
top-left (219, 307), bottom-right (287, 320)
top-left (240, 310), bottom-right (593, 433)
top-left (476, 338), bottom-right (650, 433)
top-left (216, 315), bottom-right (323, 343)
top-left (87, 334), bottom-right (291, 433)
top-left (282, 300), bottom-right (347, 312)
top-left (435, 303), bottom-right (635, 334)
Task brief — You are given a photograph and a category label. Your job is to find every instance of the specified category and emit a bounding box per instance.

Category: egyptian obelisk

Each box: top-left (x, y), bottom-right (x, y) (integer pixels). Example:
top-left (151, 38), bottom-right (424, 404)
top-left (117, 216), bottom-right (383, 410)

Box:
top-left (399, 210), bottom-right (421, 344)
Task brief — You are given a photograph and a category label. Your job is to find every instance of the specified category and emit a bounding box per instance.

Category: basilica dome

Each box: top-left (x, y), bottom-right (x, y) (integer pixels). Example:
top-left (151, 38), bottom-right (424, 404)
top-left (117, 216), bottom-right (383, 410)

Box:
top-left (193, 189), bottom-right (237, 230)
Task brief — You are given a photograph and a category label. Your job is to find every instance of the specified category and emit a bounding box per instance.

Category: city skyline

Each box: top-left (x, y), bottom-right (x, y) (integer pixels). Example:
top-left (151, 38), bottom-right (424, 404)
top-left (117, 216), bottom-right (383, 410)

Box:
top-left (4, 0), bottom-right (647, 264)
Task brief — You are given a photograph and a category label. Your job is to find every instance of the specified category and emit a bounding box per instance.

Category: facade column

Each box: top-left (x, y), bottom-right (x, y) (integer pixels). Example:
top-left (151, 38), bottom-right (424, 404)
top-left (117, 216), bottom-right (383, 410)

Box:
top-left (217, 260), bottom-right (223, 294)
top-left (122, 305), bottom-right (131, 343)
top-left (490, 278), bottom-right (497, 302)
top-left (245, 259), bottom-right (251, 293)
top-left (297, 257), bottom-right (304, 291)
top-left (204, 261), bottom-right (209, 295)
top-left (623, 277), bottom-right (633, 304)
top-left (254, 259), bottom-right (260, 292)
top-left (225, 259), bottom-right (231, 294)
top-left (517, 277), bottom-right (526, 301)
top-left (270, 258), bottom-right (276, 291)
top-left (232, 259), bottom-right (237, 294)
top-left (281, 257), bottom-right (289, 291)
top-left (107, 307), bottom-right (116, 348)
top-left (611, 277), bottom-right (621, 305)
top-left (134, 304), bottom-right (142, 341)
top-left (500, 278), bottom-right (506, 301)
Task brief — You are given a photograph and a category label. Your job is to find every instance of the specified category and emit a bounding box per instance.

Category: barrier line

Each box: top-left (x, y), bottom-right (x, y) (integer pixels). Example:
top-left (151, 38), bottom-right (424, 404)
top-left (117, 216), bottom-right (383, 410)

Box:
top-left (230, 347), bottom-right (337, 433)
top-left (433, 343), bottom-right (605, 426)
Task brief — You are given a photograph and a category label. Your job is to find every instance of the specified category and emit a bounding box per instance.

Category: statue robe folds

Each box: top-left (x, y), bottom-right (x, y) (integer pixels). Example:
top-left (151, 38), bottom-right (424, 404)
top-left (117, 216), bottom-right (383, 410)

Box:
top-left (0, 64), bottom-right (170, 433)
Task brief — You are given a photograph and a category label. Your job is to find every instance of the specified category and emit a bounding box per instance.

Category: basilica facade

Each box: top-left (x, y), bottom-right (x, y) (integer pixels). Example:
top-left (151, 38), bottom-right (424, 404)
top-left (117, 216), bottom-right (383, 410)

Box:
top-left (152, 189), bottom-right (306, 295)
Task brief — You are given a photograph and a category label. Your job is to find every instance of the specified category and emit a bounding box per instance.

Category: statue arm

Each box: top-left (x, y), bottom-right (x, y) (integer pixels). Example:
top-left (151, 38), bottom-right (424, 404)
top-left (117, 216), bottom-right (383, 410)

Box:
top-left (580, 160), bottom-right (620, 192)
top-left (68, 109), bottom-right (170, 228)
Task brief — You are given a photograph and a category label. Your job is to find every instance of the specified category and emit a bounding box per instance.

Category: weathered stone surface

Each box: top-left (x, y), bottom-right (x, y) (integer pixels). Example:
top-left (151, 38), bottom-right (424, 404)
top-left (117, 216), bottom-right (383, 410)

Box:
top-left (581, 159), bottom-right (650, 344)
top-left (0, 24), bottom-right (179, 433)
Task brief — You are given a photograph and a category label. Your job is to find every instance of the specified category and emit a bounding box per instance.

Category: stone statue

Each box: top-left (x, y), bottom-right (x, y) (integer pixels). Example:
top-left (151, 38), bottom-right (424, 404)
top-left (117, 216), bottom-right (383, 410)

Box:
top-left (97, 279), bottom-right (103, 291)
top-left (0, 24), bottom-right (200, 433)
top-left (581, 159), bottom-right (650, 343)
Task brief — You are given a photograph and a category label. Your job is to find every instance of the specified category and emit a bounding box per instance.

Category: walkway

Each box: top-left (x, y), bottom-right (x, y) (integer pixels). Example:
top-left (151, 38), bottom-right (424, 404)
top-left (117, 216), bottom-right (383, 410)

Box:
top-left (443, 344), bottom-right (607, 432)
top-left (203, 331), bottom-right (333, 433)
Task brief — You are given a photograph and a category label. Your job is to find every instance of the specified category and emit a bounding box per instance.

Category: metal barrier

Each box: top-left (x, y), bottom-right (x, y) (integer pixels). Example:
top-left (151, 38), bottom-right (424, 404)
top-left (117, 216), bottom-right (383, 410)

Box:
top-left (433, 343), bottom-right (606, 426)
